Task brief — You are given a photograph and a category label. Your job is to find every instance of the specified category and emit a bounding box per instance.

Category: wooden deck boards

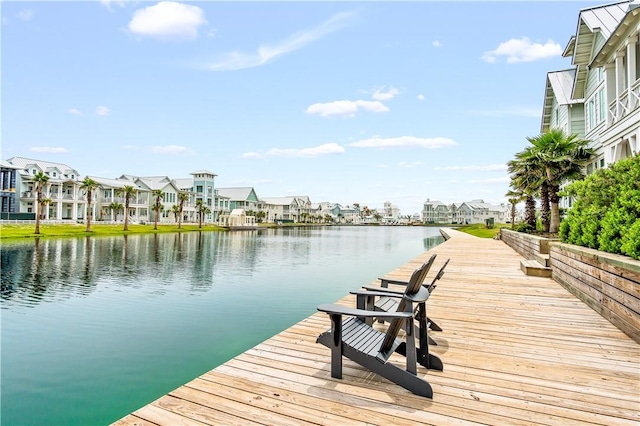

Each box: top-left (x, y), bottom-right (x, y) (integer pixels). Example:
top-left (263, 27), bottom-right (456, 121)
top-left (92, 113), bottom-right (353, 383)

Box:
top-left (113, 229), bottom-right (640, 426)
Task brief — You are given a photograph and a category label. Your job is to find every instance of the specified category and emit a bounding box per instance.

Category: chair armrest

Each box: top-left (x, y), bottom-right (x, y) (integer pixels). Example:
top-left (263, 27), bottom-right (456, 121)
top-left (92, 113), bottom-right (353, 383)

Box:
top-left (403, 287), bottom-right (430, 303)
top-left (317, 304), bottom-right (413, 319)
top-left (378, 277), bottom-right (410, 286)
top-left (361, 285), bottom-right (404, 295)
top-left (350, 289), bottom-right (405, 298)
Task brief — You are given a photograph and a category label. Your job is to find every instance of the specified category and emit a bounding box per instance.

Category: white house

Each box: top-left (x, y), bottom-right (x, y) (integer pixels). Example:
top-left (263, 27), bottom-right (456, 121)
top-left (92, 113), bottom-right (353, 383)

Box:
top-left (7, 157), bottom-right (85, 221)
top-left (422, 199), bottom-right (450, 224)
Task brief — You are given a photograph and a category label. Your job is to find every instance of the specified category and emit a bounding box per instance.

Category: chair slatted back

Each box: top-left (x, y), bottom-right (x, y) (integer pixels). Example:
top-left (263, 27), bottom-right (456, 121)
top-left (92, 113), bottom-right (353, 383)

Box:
top-left (379, 254), bottom-right (437, 354)
top-left (427, 258), bottom-right (450, 292)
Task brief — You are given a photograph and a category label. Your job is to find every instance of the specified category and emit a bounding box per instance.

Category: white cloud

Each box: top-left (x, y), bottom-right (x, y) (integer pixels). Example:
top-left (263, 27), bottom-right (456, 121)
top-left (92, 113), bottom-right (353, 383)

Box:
top-left (242, 142), bottom-right (345, 158)
top-left (99, 0), bottom-right (127, 10)
top-left (349, 136), bottom-right (458, 149)
top-left (18, 9), bottom-right (33, 21)
top-left (397, 161), bottom-right (425, 168)
top-left (68, 108), bottom-right (82, 115)
top-left (481, 37), bottom-right (562, 63)
top-left (468, 176), bottom-right (511, 184)
top-left (434, 164), bottom-right (507, 172)
top-left (129, 1), bottom-right (207, 41)
top-left (306, 100), bottom-right (389, 118)
top-left (150, 145), bottom-right (191, 154)
top-left (372, 86), bottom-right (399, 101)
top-left (30, 146), bottom-right (68, 154)
top-left (432, 40), bottom-right (442, 48)
top-left (206, 11), bottom-right (357, 71)
top-left (470, 106), bottom-right (540, 118)
top-left (417, 94), bottom-right (425, 101)
top-left (96, 106), bottom-right (110, 116)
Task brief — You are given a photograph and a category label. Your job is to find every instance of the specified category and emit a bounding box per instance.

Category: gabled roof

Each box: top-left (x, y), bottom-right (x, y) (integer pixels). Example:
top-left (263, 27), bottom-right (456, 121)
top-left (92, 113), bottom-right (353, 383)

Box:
top-left (424, 199), bottom-right (447, 207)
top-left (541, 69), bottom-right (582, 132)
top-left (591, 1), bottom-right (640, 67)
top-left (172, 178), bottom-right (193, 191)
top-left (136, 176), bottom-right (176, 191)
top-left (87, 175), bottom-right (141, 190)
top-left (0, 160), bottom-right (21, 170)
top-left (565, 1), bottom-right (631, 98)
top-left (261, 196), bottom-right (297, 206)
top-left (6, 156), bottom-right (80, 179)
top-left (216, 187), bottom-right (259, 201)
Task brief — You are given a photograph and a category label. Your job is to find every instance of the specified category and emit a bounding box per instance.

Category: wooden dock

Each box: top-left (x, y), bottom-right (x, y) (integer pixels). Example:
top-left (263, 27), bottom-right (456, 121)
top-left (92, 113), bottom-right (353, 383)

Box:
top-left (113, 229), bottom-right (640, 425)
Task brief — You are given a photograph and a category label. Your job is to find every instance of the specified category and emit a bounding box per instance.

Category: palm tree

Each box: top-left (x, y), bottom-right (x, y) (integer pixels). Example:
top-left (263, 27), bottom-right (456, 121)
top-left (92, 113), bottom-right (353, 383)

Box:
top-left (117, 185), bottom-right (138, 231)
top-left (177, 192), bottom-right (190, 229)
top-left (33, 171), bottom-right (50, 235)
top-left (510, 146), bottom-right (549, 231)
top-left (505, 187), bottom-right (525, 230)
top-left (195, 199), bottom-right (210, 228)
top-left (507, 156), bottom-right (539, 229)
top-left (171, 204), bottom-right (181, 224)
top-left (526, 129), bottom-right (594, 233)
top-left (151, 190), bottom-right (165, 230)
top-left (80, 177), bottom-right (99, 232)
top-left (109, 202), bottom-right (124, 222)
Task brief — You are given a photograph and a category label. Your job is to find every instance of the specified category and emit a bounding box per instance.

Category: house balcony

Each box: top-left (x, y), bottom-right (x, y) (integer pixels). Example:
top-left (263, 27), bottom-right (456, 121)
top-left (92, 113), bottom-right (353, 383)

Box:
top-left (608, 78), bottom-right (640, 124)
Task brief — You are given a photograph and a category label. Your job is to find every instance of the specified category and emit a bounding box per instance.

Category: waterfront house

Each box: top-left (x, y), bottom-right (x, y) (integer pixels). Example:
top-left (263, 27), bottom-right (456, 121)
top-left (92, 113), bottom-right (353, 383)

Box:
top-left (119, 175), bottom-right (181, 224)
top-left (7, 157), bottom-right (85, 221)
top-left (541, 0), bottom-right (639, 209)
top-left (0, 160), bottom-right (21, 219)
top-left (260, 196), bottom-right (313, 223)
top-left (215, 187), bottom-right (261, 217)
top-left (561, 0), bottom-right (639, 168)
top-left (421, 199), bottom-right (450, 224)
top-left (87, 176), bottom-right (149, 223)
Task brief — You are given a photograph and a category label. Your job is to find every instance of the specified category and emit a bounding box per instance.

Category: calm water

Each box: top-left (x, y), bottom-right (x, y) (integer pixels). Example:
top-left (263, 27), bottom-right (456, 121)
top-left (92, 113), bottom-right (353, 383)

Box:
top-left (1, 226), bottom-right (443, 425)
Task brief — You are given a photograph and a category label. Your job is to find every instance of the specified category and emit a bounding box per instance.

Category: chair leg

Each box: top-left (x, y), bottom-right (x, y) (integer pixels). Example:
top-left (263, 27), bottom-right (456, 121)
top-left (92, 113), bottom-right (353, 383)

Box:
top-left (329, 314), bottom-right (343, 378)
top-left (428, 315), bottom-right (443, 332)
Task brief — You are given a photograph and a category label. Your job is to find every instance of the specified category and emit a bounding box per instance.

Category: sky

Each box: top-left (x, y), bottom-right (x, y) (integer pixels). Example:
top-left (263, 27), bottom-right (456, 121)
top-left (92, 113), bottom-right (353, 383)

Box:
top-left (1, 0), bottom-right (605, 215)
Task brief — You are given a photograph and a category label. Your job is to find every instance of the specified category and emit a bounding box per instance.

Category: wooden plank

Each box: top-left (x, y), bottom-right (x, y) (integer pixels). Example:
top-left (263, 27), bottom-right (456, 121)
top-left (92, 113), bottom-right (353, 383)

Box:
top-left (113, 229), bottom-right (640, 426)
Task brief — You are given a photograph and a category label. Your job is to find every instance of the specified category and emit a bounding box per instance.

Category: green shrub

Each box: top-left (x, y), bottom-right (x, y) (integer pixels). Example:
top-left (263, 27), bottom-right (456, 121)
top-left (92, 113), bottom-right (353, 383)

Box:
top-left (560, 154), bottom-right (640, 259)
top-left (514, 222), bottom-right (534, 233)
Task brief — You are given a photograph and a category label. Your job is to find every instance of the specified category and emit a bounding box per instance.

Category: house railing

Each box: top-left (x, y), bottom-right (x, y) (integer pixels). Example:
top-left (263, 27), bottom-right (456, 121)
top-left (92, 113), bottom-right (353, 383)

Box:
top-left (609, 78), bottom-right (640, 124)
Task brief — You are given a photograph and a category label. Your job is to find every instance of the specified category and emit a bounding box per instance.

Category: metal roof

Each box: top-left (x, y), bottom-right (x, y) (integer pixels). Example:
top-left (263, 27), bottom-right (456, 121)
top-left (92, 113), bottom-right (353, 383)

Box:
top-left (6, 156), bottom-right (80, 176)
top-left (568, 1), bottom-right (631, 98)
top-left (216, 187), bottom-right (257, 201)
top-left (541, 69), bottom-right (583, 132)
top-left (591, 1), bottom-right (640, 67)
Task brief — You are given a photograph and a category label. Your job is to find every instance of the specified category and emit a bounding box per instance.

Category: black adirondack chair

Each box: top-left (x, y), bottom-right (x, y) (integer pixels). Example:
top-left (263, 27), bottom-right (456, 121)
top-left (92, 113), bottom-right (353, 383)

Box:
top-left (363, 257), bottom-right (450, 347)
top-left (316, 260), bottom-right (442, 398)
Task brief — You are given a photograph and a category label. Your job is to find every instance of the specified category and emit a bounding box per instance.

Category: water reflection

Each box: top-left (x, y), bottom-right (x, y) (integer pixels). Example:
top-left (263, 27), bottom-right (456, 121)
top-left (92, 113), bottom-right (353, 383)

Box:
top-left (1, 226), bottom-right (444, 426)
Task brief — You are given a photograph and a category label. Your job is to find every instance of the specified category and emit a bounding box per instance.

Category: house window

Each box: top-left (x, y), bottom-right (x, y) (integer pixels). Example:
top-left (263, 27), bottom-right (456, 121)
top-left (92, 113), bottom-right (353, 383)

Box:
top-left (600, 158), bottom-right (605, 168)
top-left (585, 86), bottom-right (605, 132)
top-left (196, 185), bottom-right (203, 193)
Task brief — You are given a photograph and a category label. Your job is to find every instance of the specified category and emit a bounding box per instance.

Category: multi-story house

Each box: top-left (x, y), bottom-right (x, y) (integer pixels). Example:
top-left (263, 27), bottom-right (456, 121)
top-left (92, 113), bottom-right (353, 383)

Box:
top-left (172, 170), bottom-right (217, 222)
top-left (260, 196), bottom-right (313, 222)
top-left (215, 187), bottom-right (261, 216)
top-left (542, 0), bottom-right (639, 208)
top-left (89, 176), bottom-right (150, 223)
top-left (422, 199), bottom-right (450, 224)
top-left (1, 160), bottom-right (21, 219)
top-left (549, 1), bottom-right (639, 170)
top-left (7, 157), bottom-right (85, 221)
top-left (119, 175), bottom-right (181, 224)
top-left (454, 200), bottom-right (509, 225)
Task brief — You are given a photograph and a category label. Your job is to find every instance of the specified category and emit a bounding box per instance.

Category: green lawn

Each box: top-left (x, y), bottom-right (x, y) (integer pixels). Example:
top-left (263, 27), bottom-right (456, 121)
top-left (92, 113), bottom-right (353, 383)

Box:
top-left (0, 223), bottom-right (228, 240)
top-left (456, 223), bottom-right (507, 238)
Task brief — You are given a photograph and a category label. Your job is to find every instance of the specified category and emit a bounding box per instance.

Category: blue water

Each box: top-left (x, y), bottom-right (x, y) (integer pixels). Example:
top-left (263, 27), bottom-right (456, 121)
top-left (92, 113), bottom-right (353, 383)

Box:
top-left (1, 226), bottom-right (443, 425)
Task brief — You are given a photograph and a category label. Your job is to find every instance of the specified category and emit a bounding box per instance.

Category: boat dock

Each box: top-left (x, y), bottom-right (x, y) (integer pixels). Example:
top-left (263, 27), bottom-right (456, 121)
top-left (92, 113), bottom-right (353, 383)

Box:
top-left (113, 229), bottom-right (639, 425)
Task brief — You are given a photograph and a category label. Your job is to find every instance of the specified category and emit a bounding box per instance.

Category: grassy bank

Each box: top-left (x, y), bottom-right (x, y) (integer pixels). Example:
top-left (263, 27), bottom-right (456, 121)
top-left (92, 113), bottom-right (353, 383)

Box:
top-left (457, 223), bottom-right (506, 238)
top-left (0, 223), bottom-right (228, 240)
